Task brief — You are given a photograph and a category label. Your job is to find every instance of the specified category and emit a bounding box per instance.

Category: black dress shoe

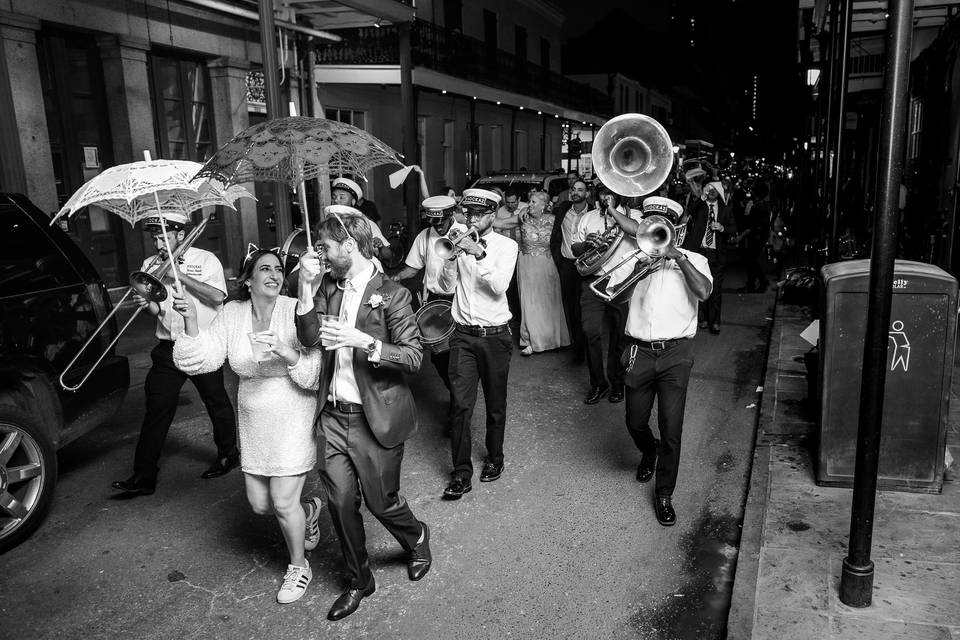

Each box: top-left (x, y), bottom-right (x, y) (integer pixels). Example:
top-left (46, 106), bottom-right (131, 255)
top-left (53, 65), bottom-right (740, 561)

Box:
top-left (407, 522), bottom-right (432, 581)
top-left (111, 474), bottom-right (156, 495)
top-left (709, 324), bottom-right (721, 335)
top-left (636, 441), bottom-right (659, 483)
top-left (479, 461), bottom-right (503, 482)
top-left (327, 579), bottom-right (376, 621)
top-left (201, 454), bottom-right (240, 479)
top-left (583, 384), bottom-right (610, 405)
top-left (442, 475), bottom-right (472, 500)
top-left (608, 385), bottom-right (625, 403)
top-left (654, 495), bottom-right (677, 527)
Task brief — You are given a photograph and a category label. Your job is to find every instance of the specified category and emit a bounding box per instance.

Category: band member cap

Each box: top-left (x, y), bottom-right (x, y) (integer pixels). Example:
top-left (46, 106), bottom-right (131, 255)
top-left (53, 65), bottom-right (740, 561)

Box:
top-left (142, 211), bottom-right (190, 229)
top-left (422, 195), bottom-right (457, 218)
top-left (461, 188), bottom-right (501, 210)
top-left (641, 196), bottom-right (684, 224)
top-left (324, 204), bottom-right (363, 217)
top-left (331, 177), bottom-right (363, 200)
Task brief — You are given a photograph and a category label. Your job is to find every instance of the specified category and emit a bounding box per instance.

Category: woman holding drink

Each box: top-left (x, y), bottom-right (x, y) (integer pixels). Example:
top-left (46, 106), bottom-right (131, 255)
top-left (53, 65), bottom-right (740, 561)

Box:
top-left (170, 248), bottom-right (324, 604)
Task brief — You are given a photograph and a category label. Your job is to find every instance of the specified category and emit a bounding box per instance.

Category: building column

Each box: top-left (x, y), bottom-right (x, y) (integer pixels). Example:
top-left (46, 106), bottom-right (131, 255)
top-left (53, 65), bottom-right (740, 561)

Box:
top-left (0, 11), bottom-right (57, 212)
top-left (97, 34), bottom-right (155, 270)
top-left (209, 57), bottom-right (258, 272)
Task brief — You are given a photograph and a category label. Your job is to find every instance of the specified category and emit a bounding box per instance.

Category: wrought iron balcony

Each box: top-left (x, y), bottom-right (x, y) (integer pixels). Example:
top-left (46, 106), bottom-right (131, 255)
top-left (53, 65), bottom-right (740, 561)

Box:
top-left (314, 19), bottom-right (612, 118)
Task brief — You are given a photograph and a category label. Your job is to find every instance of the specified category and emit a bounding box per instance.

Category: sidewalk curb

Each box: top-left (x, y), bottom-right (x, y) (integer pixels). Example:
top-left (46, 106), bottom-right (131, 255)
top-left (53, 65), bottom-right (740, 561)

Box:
top-left (726, 290), bottom-right (784, 640)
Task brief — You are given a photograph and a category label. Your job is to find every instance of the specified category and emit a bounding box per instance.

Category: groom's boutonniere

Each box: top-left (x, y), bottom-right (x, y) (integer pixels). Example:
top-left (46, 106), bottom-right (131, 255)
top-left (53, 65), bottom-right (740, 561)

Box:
top-left (366, 293), bottom-right (390, 309)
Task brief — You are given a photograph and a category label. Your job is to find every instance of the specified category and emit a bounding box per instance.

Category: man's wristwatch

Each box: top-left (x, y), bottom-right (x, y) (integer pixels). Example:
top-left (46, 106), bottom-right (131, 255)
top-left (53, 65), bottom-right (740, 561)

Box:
top-left (476, 251), bottom-right (488, 261)
top-left (364, 339), bottom-right (380, 356)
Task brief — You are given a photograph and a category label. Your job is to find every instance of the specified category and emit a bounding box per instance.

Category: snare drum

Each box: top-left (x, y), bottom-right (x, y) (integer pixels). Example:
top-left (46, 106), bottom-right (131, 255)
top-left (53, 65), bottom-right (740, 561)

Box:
top-left (415, 299), bottom-right (455, 354)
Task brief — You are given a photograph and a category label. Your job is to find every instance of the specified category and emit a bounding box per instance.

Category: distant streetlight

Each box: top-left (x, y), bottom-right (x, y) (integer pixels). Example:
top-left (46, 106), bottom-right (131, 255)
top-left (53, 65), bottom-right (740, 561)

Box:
top-left (806, 68), bottom-right (821, 87)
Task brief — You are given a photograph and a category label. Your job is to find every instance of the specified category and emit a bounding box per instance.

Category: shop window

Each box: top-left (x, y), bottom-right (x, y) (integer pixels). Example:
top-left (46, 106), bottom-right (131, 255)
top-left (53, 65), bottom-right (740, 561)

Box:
top-left (150, 54), bottom-right (214, 161)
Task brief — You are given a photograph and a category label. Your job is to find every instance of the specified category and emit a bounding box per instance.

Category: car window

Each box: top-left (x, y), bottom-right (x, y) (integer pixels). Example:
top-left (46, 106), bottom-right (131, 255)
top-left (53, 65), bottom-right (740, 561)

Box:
top-left (0, 203), bottom-right (80, 298)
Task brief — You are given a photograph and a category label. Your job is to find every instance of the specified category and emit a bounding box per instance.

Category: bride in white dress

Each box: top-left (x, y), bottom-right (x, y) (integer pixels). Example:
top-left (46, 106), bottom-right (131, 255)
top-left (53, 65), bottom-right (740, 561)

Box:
top-left (171, 249), bottom-right (322, 604)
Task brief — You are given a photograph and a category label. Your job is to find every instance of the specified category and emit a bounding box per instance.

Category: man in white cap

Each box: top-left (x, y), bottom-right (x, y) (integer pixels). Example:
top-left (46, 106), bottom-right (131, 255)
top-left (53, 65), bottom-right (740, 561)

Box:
top-left (681, 180), bottom-right (738, 334)
top-left (112, 212), bottom-right (238, 496)
top-left (330, 177), bottom-right (393, 265)
top-left (571, 183), bottom-right (644, 405)
top-left (389, 195), bottom-right (465, 391)
top-left (620, 196), bottom-right (712, 527)
top-left (436, 188), bottom-right (518, 499)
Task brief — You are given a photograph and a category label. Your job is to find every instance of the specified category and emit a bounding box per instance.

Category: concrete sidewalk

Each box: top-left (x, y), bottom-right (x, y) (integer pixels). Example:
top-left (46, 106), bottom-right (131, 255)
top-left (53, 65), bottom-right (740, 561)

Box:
top-left (728, 298), bottom-right (960, 639)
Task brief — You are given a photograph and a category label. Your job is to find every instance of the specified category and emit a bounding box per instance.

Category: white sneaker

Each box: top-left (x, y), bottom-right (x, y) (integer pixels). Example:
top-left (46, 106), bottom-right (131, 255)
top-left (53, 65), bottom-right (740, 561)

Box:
top-left (277, 563), bottom-right (312, 604)
top-left (520, 346), bottom-right (533, 356)
top-left (303, 497), bottom-right (323, 551)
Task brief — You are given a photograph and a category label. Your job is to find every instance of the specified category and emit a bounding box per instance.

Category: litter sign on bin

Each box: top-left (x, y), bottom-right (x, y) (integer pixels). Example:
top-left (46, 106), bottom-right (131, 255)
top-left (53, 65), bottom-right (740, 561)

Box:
top-left (817, 260), bottom-right (957, 493)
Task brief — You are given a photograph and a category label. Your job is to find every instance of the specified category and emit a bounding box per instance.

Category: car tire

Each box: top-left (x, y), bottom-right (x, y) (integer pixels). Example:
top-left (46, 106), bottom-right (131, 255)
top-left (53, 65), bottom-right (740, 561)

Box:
top-left (0, 407), bottom-right (57, 554)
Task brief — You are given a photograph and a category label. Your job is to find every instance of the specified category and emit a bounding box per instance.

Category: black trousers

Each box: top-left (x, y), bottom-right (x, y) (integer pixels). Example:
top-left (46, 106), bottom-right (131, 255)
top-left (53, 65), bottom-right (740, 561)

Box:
top-left (580, 286), bottom-right (628, 388)
top-left (743, 243), bottom-right (768, 292)
top-left (448, 329), bottom-right (512, 479)
top-left (134, 340), bottom-right (238, 479)
top-left (699, 251), bottom-right (725, 327)
top-left (320, 406), bottom-right (422, 589)
top-left (623, 339), bottom-right (694, 497)
top-left (556, 257), bottom-right (583, 353)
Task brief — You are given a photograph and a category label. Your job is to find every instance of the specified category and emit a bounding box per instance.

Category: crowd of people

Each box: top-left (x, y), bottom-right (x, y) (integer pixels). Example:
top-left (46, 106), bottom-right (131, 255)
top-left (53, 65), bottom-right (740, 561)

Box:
top-left (108, 160), bottom-right (782, 620)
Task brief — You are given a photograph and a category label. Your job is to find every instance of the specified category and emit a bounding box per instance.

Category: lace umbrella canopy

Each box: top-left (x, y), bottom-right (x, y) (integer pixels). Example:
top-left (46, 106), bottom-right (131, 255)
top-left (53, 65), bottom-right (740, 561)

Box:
top-left (192, 116), bottom-right (404, 186)
top-left (51, 159), bottom-right (255, 290)
top-left (52, 159), bottom-right (254, 227)
top-left (193, 117), bottom-right (404, 247)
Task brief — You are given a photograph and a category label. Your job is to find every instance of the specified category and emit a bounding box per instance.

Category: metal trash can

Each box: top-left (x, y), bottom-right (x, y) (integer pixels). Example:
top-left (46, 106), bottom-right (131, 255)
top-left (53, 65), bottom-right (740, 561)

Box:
top-left (817, 259), bottom-right (957, 493)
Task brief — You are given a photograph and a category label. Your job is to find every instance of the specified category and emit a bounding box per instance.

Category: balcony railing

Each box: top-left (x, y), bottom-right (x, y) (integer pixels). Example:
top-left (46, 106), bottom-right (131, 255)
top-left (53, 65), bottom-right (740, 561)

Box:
top-left (314, 20), bottom-right (612, 118)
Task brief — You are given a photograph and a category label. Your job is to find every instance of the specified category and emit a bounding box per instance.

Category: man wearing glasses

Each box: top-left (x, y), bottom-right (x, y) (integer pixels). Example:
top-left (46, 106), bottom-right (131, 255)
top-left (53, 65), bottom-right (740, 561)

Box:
top-left (296, 212), bottom-right (431, 621)
top-left (435, 188), bottom-right (519, 500)
top-left (112, 212), bottom-right (239, 496)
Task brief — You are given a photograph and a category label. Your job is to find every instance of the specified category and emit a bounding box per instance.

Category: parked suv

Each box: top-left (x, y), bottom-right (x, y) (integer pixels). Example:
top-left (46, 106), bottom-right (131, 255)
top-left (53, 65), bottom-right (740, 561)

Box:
top-left (0, 193), bottom-right (129, 553)
top-left (468, 171), bottom-right (569, 201)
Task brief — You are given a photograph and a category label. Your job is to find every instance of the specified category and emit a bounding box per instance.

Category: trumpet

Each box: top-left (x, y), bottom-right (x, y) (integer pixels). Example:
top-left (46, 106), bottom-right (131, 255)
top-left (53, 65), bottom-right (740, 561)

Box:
top-left (588, 215), bottom-right (674, 302)
top-left (58, 216), bottom-right (211, 392)
top-left (435, 227), bottom-right (482, 261)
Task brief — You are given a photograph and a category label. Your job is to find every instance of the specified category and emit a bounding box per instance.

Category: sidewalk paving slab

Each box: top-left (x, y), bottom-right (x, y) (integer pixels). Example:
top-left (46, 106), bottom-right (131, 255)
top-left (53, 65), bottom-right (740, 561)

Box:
top-left (728, 296), bottom-right (960, 640)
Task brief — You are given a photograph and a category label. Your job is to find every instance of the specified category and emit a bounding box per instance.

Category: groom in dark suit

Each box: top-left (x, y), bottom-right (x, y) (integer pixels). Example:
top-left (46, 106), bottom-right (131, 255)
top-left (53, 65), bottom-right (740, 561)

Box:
top-left (296, 208), bottom-right (431, 621)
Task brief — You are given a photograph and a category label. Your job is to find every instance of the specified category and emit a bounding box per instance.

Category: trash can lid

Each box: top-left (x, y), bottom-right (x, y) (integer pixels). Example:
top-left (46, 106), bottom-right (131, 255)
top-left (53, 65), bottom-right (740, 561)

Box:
top-left (821, 259), bottom-right (957, 287)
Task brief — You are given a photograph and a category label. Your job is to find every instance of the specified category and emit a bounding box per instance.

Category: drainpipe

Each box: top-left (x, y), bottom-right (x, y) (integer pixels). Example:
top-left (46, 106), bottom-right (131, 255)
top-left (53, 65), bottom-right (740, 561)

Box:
top-left (829, 0), bottom-right (853, 260)
top-left (258, 0), bottom-right (292, 240)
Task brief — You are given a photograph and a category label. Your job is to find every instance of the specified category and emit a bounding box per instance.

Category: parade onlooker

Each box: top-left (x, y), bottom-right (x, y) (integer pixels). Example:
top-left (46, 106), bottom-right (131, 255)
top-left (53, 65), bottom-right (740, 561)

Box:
top-left (549, 179), bottom-right (591, 362)
top-left (296, 213), bottom-right (432, 620)
top-left (111, 212), bottom-right (238, 496)
top-left (737, 181), bottom-right (771, 293)
top-left (515, 192), bottom-right (570, 355)
top-left (556, 170), bottom-right (580, 204)
top-left (623, 197), bottom-right (712, 526)
top-left (493, 190), bottom-right (526, 317)
top-left (681, 180), bottom-right (738, 334)
top-left (171, 249), bottom-right (322, 604)
top-left (330, 177), bottom-right (392, 265)
top-left (437, 189), bottom-right (519, 500)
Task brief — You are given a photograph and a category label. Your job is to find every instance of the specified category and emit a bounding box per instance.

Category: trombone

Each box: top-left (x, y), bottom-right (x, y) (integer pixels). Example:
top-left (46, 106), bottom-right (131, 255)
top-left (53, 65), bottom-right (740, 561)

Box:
top-left (589, 215), bottom-right (674, 302)
top-left (58, 216), bottom-right (211, 392)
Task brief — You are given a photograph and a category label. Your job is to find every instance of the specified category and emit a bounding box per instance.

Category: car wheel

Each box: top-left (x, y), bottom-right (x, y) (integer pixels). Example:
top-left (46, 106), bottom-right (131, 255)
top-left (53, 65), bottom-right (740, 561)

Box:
top-left (0, 407), bottom-right (57, 553)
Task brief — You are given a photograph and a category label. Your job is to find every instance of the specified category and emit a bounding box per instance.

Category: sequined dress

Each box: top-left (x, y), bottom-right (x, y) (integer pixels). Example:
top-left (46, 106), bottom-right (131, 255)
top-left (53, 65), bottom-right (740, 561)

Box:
top-left (517, 214), bottom-right (571, 352)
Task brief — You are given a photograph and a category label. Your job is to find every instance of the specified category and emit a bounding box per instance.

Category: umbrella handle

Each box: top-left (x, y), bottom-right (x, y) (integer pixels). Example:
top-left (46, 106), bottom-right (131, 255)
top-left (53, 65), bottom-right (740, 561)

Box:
top-left (153, 191), bottom-right (183, 292)
top-left (297, 183), bottom-right (312, 249)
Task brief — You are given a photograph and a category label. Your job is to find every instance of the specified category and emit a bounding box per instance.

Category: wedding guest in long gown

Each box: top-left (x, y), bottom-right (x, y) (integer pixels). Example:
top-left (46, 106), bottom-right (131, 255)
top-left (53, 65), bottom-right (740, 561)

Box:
top-left (502, 191), bottom-right (571, 355)
top-left (171, 248), bottom-right (323, 605)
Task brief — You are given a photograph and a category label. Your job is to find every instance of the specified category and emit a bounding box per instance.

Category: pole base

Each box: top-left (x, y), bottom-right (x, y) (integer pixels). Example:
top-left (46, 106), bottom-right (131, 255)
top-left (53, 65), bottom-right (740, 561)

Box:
top-left (839, 557), bottom-right (875, 607)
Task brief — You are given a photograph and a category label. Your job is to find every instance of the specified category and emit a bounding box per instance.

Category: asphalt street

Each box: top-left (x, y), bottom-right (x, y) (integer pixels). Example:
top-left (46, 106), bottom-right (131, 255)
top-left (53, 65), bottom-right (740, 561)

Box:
top-left (0, 269), bottom-right (775, 640)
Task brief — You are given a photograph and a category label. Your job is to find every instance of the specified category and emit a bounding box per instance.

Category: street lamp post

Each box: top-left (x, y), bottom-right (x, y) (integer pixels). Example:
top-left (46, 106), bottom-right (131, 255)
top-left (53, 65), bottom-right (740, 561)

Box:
top-left (839, 0), bottom-right (914, 608)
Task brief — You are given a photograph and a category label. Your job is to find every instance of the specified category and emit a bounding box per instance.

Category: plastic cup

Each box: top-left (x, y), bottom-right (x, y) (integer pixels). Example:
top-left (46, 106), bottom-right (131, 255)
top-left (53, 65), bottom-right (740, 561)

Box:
top-left (248, 332), bottom-right (271, 362)
top-left (320, 314), bottom-right (341, 347)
